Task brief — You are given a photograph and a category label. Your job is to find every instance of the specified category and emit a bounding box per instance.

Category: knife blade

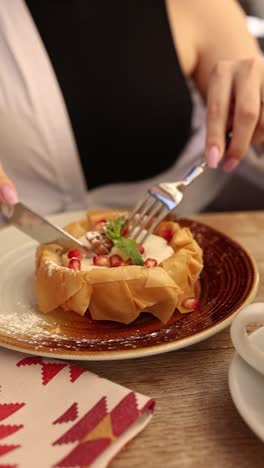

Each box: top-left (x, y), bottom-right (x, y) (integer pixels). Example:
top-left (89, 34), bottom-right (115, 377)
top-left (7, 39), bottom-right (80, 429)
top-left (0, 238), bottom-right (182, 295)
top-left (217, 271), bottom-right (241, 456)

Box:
top-left (1, 202), bottom-right (91, 254)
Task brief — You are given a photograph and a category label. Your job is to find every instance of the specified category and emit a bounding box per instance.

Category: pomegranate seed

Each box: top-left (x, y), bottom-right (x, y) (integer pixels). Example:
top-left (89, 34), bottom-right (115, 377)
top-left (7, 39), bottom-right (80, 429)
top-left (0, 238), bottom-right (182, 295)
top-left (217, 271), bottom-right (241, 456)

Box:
top-left (110, 254), bottom-right (124, 267)
top-left (158, 229), bottom-right (174, 242)
top-left (137, 244), bottom-right (145, 254)
top-left (68, 258), bottom-right (81, 271)
top-left (93, 254), bottom-right (110, 267)
top-left (67, 249), bottom-right (83, 260)
top-left (122, 225), bottom-right (129, 237)
top-left (183, 298), bottom-right (200, 311)
top-left (144, 258), bottom-right (158, 268)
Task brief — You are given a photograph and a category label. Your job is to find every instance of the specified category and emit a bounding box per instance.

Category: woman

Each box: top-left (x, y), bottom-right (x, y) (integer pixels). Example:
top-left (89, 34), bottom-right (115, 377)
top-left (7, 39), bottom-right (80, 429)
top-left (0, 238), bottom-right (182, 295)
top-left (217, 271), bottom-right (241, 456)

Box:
top-left (0, 0), bottom-right (263, 214)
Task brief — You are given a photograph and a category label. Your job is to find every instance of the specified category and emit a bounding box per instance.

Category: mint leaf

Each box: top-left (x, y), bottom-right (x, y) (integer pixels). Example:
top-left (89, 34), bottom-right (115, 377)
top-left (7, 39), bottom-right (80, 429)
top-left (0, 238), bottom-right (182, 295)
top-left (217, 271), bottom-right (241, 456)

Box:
top-left (106, 216), bottom-right (124, 241)
top-left (105, 216), bottom-right (144, 265)
top-left (115, 238), bottom-right (144, 266)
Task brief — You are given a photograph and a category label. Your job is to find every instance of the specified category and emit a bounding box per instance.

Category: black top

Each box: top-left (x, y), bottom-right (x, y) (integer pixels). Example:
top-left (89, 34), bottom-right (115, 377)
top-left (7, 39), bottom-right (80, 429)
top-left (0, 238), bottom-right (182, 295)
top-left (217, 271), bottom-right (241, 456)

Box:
top-left (26, 1), bottom-right (193, 189)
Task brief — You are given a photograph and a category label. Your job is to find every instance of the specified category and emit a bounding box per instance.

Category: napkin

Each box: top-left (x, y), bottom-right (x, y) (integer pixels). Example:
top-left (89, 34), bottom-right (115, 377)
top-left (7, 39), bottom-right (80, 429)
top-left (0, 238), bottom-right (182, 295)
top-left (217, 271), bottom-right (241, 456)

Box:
top-left (0, 348), bottom-right (155, 468)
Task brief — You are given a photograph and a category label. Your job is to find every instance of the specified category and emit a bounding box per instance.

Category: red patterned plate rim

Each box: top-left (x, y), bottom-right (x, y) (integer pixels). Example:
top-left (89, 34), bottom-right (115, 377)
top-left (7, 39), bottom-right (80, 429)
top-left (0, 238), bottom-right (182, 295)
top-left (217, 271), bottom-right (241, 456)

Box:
top-left (0, 214), bottom-right (259, 360)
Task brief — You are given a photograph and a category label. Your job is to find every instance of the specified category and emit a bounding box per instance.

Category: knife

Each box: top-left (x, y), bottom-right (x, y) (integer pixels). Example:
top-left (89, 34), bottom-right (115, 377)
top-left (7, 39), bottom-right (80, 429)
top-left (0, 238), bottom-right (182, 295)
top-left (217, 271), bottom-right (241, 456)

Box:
top-left (0, 202), bottom-right (91, 254)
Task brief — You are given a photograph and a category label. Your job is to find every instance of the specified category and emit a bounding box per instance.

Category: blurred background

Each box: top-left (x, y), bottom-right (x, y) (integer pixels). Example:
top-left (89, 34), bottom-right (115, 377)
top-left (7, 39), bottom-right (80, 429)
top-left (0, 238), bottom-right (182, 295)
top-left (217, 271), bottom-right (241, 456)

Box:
top-left (241, 0), bottom-right (264, 48)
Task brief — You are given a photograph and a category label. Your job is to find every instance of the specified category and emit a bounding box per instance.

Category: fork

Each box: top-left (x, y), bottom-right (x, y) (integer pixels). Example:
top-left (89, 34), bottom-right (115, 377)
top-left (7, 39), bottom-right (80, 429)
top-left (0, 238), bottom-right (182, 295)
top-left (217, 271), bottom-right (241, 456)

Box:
top-left (125, 160), bottom-right (207, 244)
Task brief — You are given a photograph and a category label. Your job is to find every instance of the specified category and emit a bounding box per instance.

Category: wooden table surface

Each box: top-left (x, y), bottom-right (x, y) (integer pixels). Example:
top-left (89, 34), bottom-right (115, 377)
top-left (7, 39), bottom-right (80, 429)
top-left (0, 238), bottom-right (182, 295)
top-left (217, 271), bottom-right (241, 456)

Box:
top-left (82, 211), bottom-right (264, 468)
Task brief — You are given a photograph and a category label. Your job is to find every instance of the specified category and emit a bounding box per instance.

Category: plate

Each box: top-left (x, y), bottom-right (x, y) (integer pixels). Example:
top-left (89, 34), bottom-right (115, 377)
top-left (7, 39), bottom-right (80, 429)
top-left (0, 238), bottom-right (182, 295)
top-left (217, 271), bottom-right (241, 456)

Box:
top-left (0, 211), bottom-right (259, 360)
top-left (229, 327), bottom-right (264, 442)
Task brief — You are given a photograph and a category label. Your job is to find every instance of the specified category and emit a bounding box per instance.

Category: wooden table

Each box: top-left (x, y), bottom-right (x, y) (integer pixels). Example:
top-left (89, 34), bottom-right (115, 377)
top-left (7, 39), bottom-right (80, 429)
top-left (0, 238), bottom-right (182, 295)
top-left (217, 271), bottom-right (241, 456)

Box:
top-left (83, 211), bottom-right (264, 468)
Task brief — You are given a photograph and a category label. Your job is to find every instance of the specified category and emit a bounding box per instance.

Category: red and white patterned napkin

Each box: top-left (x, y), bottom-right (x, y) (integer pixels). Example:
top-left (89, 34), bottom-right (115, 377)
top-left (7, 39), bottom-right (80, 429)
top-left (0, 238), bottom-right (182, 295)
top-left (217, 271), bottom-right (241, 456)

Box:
top-left (0, 348), bottom-right (155, 468)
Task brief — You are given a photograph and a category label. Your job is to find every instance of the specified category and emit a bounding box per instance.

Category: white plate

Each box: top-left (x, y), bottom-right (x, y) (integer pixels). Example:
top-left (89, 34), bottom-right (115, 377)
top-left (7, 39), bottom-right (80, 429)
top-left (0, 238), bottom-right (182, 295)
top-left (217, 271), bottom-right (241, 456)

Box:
top-left (229, 326), bottom-right (264, 442)
top-left (0, 211), bottom-right (259, 361)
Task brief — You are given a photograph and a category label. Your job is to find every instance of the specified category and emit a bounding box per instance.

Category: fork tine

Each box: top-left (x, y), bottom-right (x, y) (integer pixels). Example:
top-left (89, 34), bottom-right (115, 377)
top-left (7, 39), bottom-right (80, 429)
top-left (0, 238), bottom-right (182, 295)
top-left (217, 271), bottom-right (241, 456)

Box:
top-left (126, 193), bottom-right (150, 225)
top-left (125, 161), bottom-right (207, 246)
top-left (139, 205), bottom-right (169, 244)
top-left (132, 201), bottom-right (166, 241)
top-left (126, 195), bottom-right (156, 237)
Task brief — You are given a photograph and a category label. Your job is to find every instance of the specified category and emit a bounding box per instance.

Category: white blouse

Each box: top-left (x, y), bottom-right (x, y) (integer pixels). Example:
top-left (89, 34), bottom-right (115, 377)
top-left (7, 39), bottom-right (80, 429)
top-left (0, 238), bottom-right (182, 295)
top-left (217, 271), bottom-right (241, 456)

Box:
top-left (0, 0), bottom-right (235, 216)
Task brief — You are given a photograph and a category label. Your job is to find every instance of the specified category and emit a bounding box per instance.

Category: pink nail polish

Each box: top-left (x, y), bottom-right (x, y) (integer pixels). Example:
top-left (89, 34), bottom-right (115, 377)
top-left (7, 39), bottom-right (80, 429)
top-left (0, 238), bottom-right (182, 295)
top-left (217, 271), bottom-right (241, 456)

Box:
top-left (0, 184), bottom-right (18, 204)
top-left (206, 146), bottom-right (221, 168)
top-left (223, 158), bottom-right (239, 173)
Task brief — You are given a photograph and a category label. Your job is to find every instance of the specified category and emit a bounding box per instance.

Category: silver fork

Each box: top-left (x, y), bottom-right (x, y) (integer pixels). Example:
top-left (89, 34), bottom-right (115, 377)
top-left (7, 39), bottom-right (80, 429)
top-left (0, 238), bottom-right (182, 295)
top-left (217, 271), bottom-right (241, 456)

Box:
top-left (125, 161), bottom-right (207, 244)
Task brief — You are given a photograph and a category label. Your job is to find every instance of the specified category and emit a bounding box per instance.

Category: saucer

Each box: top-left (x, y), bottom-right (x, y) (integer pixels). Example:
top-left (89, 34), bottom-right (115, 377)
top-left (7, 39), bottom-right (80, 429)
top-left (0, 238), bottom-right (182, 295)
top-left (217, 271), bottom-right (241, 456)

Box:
top-left (229, 326), bottom-right (264, 442)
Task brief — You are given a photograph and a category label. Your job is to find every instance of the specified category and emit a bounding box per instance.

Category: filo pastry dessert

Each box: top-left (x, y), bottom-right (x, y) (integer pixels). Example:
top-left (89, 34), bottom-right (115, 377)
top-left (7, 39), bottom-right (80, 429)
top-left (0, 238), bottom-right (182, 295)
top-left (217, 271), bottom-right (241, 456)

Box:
top-left (35, 210), bottom-right (203, 324)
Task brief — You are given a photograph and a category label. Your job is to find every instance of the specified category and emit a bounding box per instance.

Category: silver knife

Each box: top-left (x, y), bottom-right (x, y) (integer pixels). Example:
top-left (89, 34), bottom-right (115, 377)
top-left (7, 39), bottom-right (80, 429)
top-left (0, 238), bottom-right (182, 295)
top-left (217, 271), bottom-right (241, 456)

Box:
top-left (1, 202), bottom-right (91, 254)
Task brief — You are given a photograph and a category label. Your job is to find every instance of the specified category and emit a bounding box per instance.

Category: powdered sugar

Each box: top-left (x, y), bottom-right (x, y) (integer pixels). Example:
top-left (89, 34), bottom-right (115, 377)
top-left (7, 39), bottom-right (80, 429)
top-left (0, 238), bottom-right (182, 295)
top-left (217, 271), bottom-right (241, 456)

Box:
top-left (45, 261), bottom-right (58, 277)
top-left (0, 302), bottom-right (46, 337)
top-left (44, 261), bottom-right (69, 277)
top-left (0, 302), bottom-right (88, 345)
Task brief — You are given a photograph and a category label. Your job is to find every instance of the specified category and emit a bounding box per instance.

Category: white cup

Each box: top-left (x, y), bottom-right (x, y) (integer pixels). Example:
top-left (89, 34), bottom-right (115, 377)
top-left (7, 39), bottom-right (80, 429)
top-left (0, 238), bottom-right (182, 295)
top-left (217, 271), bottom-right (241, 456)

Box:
top-left (231, 303), bottom-right (264, 375)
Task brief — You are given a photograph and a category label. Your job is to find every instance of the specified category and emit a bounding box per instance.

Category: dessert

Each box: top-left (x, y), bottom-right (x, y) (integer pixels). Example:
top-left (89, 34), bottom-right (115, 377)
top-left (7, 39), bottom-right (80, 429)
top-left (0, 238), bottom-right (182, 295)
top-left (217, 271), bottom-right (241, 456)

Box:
top-left (35, 210), bottom-right (203, 324)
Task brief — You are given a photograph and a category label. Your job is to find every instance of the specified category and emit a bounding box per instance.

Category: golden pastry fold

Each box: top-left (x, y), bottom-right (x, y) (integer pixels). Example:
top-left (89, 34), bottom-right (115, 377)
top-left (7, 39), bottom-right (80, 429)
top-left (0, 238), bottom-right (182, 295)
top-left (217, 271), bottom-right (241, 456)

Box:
top-left (36, 210), bottom-right (203, 324)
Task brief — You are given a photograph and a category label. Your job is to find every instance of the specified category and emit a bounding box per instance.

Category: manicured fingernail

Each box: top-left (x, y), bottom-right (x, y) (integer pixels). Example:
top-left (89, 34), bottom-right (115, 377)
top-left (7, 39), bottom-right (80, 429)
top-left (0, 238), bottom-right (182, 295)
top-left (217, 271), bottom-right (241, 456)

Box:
top-left (0, 184), bottom-right (18, 204)
top-left (223, 158), bottom-right (239, 173)
top-left (206, 146), bottom-right (221, 168)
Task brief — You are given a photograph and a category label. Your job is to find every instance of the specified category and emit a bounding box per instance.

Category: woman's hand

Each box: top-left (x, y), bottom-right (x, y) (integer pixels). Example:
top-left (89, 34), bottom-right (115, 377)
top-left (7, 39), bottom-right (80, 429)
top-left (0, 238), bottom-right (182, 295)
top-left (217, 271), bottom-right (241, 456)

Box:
top-left (168, 0), bottom-right (263, 172)
top-left (0, 164), bottom-right (18, 204)
top-left (206, 58), bottom-right (264, 171)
